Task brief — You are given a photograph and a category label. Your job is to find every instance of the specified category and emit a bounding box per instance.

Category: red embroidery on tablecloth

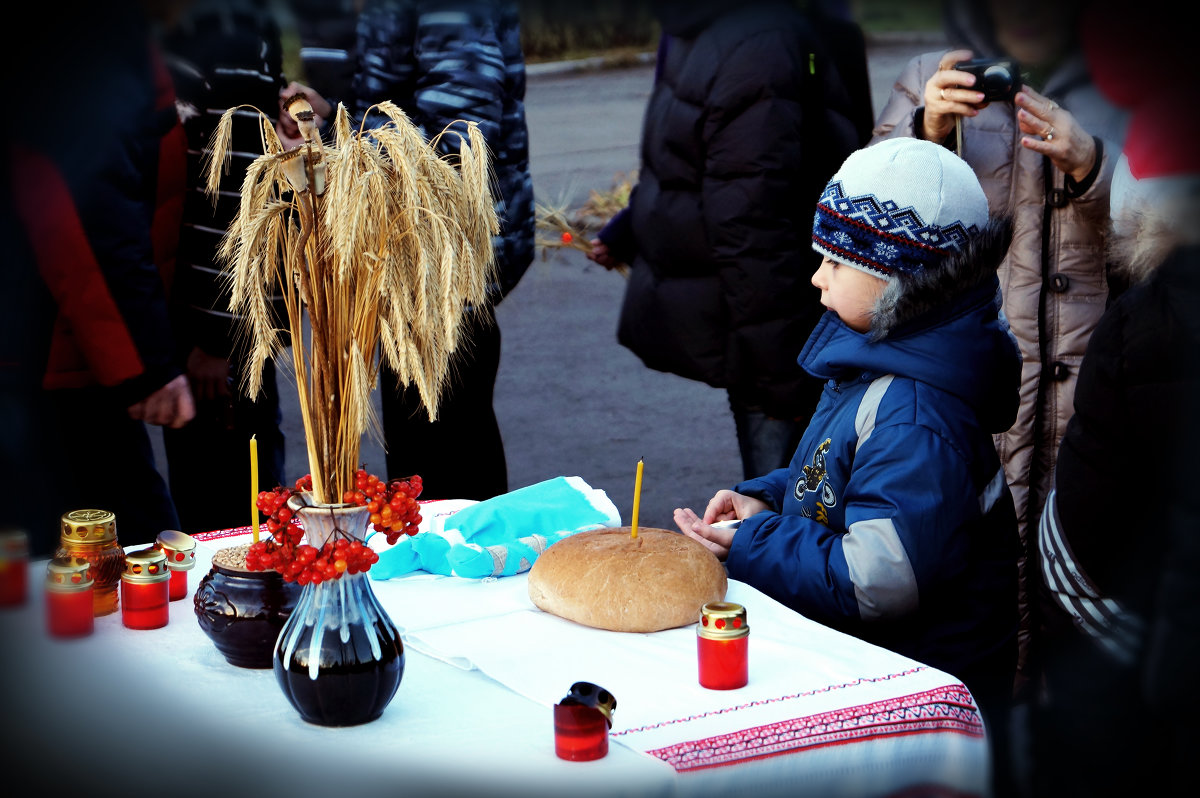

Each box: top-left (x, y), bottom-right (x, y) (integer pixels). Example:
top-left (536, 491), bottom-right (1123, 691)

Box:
top-left (614, 667), bottom-right (928, 735)
top-left (192, 521), bottom-right (303, 542)
top-left (194, 504), bottom-right (441, 543)
top-left (642, 684), bottom-right (982, 772)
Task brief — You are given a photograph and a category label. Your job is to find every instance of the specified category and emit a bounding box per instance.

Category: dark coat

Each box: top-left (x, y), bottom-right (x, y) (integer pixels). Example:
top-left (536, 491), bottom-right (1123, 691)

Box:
top-left (161, 0), bottom-right (290, 360)
top-left (1035, 244), bottom-right (1200, 792)
top-left (352, 0), bottom-right (534, 304)
top-left (609, 0), bottom-right (862, 419)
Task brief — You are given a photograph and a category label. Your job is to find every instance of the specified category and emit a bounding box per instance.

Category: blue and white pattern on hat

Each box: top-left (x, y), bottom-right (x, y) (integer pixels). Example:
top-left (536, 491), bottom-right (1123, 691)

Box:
top-left (812, 138), bottom-right (989, 279)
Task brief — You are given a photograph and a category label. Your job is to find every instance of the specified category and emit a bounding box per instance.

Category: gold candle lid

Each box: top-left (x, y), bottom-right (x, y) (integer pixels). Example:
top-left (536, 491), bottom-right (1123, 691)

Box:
top-left (156, 530), bottom-right (197, 571)
top-left (698, 601), bottom-right (749, 640)
top-left (46, 557), bottom-right (94, 592)
top-left (60, 509), bottom-right (117, 546)
top-left (121, 547), bottom-right (169, 584)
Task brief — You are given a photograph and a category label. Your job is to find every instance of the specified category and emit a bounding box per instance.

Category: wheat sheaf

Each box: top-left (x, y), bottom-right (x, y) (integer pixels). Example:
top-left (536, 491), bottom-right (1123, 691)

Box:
top-left (205, 95), bottom-right (498, 504)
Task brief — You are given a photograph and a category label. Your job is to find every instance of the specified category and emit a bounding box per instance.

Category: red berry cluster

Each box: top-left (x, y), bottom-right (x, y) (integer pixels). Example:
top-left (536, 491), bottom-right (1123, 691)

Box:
top-left (341, 469), bottom-right (423, 544)
top-left (244, 470), bottom-right (423, 583)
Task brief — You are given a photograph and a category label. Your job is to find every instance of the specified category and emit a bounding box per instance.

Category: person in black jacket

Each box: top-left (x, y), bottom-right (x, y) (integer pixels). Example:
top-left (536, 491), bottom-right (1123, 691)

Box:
top-left (1031, 92), bottom-right (1200, 797)
top-left (279, 0), bottom-right (534, 500)
top-left (588, 0), bottom-right (864, 480)
top-left (2, 0), bottom-right (194, 555)
top-left (157, 0), bottom-right (290, 534)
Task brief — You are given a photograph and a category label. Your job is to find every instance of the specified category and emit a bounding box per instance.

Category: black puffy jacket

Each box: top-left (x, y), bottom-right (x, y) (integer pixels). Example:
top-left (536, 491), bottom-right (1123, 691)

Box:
top-left (609, 0), bottom-right (862, 419)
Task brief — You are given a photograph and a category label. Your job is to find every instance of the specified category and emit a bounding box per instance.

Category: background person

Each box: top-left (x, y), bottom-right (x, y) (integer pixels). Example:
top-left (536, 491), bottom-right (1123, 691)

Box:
top-left (279, 0), bottom-right (535, 501)
top-left (158, 0), bottom-right (290, 533)
top-left (3, 0), bottom-right (194, 555)
top-left (588, 0), bottom-right (865, 480)
top-left (869, 0), bottom-right (1129, 709)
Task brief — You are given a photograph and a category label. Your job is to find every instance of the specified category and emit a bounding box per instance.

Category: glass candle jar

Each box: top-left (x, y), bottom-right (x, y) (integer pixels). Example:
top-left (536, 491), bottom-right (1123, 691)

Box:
top-left (0, 529), bottom-right (30, 607)
top-left (697, 601), bottom-right (749, 690)
top-left (45, 557), bottom-right (94, 638)
top-left (155, 530), bottom-right (196, 601)
top-left (121, 547), bottom-right (170, 630)
top-left (55, 509), bottom-right (124, 617)
top-left (553, 681), bottom-right (616, 761)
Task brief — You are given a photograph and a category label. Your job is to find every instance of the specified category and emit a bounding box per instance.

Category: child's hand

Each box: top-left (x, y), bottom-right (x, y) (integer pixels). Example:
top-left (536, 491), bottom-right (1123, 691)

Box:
top-left (673, 507), bottom-right (732, 560)
top-left (702, 490), bottom-right (769, 525)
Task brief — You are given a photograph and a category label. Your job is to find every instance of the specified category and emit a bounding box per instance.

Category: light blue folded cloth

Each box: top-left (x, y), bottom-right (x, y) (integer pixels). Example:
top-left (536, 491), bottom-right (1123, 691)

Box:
top-left (370, 476), bottom-right (621, 579)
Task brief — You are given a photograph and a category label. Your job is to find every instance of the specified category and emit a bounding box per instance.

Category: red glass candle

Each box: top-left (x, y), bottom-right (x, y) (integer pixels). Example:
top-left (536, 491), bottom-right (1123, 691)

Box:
top-left (697, 601), bottom-right (749, 690)
top-left (553, 681), bottom-right (615, 761)
top-left (155, 529), bottom-right (197, 601)
top-left (553, 704), bottom-right (609, 761)
top-left (120, 548), bottom-right (170, 630)
top-left (0, 529), bottom-right (30, 607)
top-left (45, 557), bottom-right (94, 638)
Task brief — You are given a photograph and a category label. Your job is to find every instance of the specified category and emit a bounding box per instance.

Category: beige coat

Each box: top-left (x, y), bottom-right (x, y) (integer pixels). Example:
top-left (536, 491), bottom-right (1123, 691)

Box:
top-left (871, 49), bottom-right (1128, 691)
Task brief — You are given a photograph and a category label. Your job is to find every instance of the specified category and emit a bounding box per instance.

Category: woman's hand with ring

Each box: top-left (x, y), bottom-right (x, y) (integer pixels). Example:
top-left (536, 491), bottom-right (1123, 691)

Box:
top-left (922, 49), bottom-right (986, 143)
top-left (1015, 87), bottom-right (1096, 182)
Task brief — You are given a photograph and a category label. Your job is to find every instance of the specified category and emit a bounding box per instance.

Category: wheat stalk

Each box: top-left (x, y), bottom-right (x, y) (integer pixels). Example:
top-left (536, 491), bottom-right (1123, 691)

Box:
top-left (533, 171), bottom-right (637, 276)
top-left (208, 96), bottom-right (497, 503)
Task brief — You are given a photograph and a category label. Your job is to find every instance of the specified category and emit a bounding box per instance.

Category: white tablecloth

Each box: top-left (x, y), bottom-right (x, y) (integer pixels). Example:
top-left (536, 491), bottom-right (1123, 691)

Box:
top-left (0, 523), bottom-right (989, 798)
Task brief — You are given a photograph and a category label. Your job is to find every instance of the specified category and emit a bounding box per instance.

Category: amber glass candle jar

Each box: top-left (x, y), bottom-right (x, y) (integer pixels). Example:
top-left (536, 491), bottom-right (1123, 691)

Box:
top-left (45, 557), bottom-right (94, 638)
top-left (697, 601), bottom-right (749, 690)
top-left (0, 529), bottom-right (30, 607)
top-left (55, 509), bottom-right (124, 617)
top-left (121, 548), bottom-right (170, 630)
top-left (155, 530), bottom-right (196, 601)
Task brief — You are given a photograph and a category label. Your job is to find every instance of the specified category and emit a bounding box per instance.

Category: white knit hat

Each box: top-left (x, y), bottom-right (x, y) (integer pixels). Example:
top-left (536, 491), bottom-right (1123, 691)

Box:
top-left (812, 138), bottom-right (989, 279)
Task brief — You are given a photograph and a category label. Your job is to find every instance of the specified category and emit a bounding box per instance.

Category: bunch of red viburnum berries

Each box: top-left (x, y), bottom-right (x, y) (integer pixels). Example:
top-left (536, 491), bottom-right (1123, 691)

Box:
top-left (245, 469), bottom-right (423, 584)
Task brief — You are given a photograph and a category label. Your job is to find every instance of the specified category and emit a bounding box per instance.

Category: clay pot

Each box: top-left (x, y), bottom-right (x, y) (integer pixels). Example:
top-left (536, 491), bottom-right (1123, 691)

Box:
top-left (193, 544), bottom-right (302, 669)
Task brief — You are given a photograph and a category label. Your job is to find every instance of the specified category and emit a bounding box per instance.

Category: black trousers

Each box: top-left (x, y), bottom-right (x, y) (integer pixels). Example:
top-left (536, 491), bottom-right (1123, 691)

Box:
top-left (20, 387), bottom-right (183, 555)
top-left (379, 310), bottom-right (506, 501)
top-left (162, 359), bottom-right (285, 535)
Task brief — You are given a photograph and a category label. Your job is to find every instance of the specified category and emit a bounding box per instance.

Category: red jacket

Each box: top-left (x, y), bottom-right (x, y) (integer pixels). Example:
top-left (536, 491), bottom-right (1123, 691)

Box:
top-left (12, 39), bottom-right (187, 405)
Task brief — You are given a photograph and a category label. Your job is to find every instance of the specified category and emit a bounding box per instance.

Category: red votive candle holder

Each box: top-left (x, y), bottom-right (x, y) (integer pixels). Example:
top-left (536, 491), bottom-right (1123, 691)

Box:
top-left (45, 557), bottom-right (94, 638)
top-left (121, 547), bottom-right (170, 630)
top-left (554, 704), bottom-right (609, 761)
top-left (697, 601), bottom-right (749, 690)
top-left (155, 529), bottom-right (197, 601)
top-left (553, 681), bottom-right (616, 761)
top-left (0, 529), bottom-right (30, 607)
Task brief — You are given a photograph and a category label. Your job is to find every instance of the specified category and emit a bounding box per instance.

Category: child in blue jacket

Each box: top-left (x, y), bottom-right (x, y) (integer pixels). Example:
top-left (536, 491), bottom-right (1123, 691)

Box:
top-left (675, 137), bottom-right (1021, 765)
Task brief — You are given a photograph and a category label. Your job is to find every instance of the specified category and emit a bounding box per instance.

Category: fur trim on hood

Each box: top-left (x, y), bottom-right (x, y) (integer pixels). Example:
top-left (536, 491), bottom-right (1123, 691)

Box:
top-left (1108, 188), bottom-right (1200, 285)
top-left (870, 216), bottom-right (1013, 341)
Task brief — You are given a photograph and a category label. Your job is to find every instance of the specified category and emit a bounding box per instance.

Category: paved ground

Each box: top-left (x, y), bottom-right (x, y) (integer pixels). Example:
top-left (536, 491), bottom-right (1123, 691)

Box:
top-left (150, 32), bottom-right (948, 532)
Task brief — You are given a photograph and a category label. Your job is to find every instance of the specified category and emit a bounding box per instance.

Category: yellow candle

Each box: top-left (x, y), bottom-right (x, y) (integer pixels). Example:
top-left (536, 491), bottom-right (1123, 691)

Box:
top-left (630, 457), bottom-right (644, 539)
top-left (250, 435), bottom-right (259, 543)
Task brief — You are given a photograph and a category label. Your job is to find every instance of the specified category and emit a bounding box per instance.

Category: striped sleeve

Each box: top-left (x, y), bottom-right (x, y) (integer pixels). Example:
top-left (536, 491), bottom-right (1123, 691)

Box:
top-left (1038, 488), bottom-right (1144, 665)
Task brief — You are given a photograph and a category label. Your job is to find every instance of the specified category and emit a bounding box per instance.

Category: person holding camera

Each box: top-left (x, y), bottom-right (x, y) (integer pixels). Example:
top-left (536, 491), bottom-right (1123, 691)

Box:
top-left (870, 0), bottom-right (1128, 765)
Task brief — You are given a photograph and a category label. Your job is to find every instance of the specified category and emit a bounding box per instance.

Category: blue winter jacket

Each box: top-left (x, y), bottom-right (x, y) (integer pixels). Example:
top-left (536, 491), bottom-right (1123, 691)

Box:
top-left (727, 220), bottom-right (1020, 688)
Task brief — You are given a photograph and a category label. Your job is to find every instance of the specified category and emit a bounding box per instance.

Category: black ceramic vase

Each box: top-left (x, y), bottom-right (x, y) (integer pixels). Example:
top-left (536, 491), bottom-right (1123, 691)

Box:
top-left (272, 497), bottom-right (404, 727)
top-left (194, 544), bottom-right (303, 669)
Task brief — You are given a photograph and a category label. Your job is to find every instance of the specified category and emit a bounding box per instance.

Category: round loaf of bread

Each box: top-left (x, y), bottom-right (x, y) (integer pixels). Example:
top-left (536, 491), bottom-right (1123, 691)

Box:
top-left (527, 527), bottom-right (728, 633)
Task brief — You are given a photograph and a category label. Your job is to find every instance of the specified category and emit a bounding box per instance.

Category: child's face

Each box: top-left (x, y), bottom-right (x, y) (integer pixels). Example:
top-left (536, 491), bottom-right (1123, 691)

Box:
top-left (811, 256), bottom-right (886, 333)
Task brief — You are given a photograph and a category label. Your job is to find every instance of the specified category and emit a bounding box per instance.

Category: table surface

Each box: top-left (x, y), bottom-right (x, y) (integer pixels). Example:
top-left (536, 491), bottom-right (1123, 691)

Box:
top-left (0, 526), bottom-right (989, 798)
